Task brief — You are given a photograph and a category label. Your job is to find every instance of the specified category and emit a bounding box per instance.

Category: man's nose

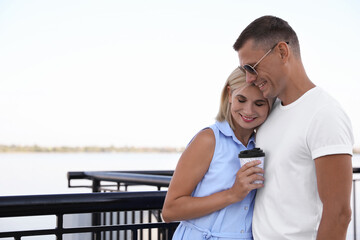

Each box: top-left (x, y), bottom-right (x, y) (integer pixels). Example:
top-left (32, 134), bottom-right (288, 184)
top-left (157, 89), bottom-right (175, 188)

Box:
top-left (246, 73), bottom-right (257, 84)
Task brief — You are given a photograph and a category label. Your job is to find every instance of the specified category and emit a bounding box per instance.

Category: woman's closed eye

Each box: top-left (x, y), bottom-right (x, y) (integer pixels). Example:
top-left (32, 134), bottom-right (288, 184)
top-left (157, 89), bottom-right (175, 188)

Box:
top-left (255, 100), bottom-right (267, 107)
top-left (237, 96), bottom-right (247, 103)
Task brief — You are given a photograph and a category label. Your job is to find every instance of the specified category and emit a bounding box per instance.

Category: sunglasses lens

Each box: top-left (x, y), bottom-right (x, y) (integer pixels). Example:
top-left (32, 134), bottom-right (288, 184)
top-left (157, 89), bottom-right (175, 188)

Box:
top-left (238, 66), bottom-right (246, 73)
top-left (243, 65), bottom-right (257, 75)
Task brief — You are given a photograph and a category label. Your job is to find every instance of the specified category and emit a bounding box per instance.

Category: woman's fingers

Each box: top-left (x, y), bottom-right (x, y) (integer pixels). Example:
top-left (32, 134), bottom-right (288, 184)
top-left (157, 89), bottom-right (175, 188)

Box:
top-left (239, 160), bottom-right (264, 176)
top-left (247, 173), bottom-right (265, 184)
top-left (240, 160), bottom-right (262, 171)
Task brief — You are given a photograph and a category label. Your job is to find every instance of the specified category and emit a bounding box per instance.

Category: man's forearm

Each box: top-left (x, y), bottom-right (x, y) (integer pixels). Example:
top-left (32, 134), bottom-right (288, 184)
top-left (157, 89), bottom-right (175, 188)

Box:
top-left (316, 205), bottom-right (351, 240)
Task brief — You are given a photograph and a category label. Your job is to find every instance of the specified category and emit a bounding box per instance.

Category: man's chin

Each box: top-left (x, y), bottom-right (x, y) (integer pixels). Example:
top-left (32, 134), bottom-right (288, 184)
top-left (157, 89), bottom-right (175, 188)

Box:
top-left (261, 90), bottom-right (270, 98)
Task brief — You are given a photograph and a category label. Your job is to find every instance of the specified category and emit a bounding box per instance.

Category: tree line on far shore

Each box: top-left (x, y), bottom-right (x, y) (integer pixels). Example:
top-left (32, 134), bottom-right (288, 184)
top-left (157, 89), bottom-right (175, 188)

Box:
top-left (0, 145), bottom-right (185, 153)
top-left (0, 145), bottom-right (358, 154)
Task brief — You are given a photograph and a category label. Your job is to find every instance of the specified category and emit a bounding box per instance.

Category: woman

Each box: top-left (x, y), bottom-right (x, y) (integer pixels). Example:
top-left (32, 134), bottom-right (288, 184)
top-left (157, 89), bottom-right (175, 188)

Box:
top-left (161, 67), bottom-right (272, 239)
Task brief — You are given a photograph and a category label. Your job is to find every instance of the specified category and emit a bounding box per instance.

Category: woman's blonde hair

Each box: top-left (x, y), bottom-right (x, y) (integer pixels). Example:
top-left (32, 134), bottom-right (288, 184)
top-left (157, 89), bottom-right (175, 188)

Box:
top-left (216, 67), bottom-right (247, 130)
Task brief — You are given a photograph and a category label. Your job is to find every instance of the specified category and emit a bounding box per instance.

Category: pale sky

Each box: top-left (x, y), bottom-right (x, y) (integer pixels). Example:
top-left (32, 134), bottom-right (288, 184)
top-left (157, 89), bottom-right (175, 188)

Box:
top-left (1, 0), bottom-right (359, 148)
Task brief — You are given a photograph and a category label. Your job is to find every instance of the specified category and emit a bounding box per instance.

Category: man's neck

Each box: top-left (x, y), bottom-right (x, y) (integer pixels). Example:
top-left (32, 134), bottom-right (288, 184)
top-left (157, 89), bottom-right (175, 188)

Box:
top-left (279, 63), bottom-right (315, 106)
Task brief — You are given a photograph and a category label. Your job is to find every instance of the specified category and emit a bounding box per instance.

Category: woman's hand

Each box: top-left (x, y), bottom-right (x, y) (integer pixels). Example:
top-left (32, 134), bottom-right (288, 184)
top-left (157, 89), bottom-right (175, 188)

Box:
top-left (228, 160), bottom-right (264, 202)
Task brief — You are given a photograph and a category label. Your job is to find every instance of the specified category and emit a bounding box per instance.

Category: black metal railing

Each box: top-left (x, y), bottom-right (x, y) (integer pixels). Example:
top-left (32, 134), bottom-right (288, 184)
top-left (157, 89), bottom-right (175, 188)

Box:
top-left (1, 169), bottom-right (359, 240)
top-left (67, 170), bottom-right (174, 239)
top-left (0, 191), bottom-right (178, 240)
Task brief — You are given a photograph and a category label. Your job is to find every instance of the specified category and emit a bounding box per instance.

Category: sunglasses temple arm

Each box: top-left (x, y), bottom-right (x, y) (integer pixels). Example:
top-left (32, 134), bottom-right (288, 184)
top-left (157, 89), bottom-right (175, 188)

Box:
top-left (253, 48), bottom-right (273, 68)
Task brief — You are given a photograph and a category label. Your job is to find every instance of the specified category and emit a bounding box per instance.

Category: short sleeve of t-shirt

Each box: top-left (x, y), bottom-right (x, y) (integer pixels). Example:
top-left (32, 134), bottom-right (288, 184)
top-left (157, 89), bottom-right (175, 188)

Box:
top-left (307, 104), bottom-right (354, 160)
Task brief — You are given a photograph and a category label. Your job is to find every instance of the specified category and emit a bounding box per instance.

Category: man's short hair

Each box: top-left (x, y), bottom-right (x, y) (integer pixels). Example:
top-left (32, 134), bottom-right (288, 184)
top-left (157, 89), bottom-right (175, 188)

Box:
top-left (233, 15), bottom-right (300, 58)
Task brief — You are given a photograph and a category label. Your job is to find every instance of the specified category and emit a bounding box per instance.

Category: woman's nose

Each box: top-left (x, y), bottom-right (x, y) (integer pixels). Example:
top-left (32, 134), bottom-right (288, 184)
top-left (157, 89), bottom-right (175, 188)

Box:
top-left (242, 103), bottom-right (255, 115)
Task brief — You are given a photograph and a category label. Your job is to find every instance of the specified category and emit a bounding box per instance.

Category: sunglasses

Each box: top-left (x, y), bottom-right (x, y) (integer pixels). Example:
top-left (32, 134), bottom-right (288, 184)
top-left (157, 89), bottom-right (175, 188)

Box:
top-left (240, 42), bottom-right (289, 75)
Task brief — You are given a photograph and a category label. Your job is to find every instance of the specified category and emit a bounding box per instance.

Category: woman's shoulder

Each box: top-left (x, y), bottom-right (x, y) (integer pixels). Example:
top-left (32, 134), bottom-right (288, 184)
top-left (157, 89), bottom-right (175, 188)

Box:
top-left (191, 128), bottom-right (215, 149)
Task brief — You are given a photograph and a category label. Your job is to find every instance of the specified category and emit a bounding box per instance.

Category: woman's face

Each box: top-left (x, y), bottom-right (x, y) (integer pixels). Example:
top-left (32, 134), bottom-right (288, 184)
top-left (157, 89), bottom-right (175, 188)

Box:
top-left (229, 84), bottom-right (269, 130)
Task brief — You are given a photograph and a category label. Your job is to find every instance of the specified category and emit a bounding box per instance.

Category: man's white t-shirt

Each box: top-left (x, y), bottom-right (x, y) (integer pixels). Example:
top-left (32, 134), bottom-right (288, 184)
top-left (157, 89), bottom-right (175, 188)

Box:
top-left (253, 87), bottom-right (354, 240)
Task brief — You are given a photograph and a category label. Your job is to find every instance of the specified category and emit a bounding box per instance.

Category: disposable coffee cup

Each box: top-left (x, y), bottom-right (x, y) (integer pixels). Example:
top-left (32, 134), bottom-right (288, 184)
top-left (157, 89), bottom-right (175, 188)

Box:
top-left (238, 148), bottom-right (265, 184)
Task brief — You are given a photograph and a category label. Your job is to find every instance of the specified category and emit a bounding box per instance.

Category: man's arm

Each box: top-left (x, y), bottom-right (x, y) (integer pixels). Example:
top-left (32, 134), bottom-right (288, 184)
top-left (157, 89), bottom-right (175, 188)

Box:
top-left (315, 154), bottom-right (353, 240)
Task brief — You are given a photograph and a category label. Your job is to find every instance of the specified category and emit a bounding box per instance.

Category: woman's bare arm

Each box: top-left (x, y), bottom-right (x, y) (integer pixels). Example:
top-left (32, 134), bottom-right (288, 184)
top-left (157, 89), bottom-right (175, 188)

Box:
top-left (161, 129), bottom-right (264, 222)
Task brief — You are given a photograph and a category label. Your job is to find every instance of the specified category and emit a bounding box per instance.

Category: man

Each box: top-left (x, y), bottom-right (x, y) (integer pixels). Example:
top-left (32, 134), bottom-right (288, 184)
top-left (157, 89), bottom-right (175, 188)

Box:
top-left (233, 16), bottom-right (354, 240)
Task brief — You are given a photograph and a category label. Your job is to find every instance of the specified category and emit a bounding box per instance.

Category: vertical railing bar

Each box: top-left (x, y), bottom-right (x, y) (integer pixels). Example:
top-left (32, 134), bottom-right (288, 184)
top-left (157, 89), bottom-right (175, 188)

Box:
top-left (56, 214), bottom-right (63, 240)
top-left (95, 231), bottom-right (101, 240)
top-left (124, 211), bottom-right (128, 240)
top-left (101, 212), bottom-right (105, 240)
top-left (148, 210), bottom-right (151, 240)
top-left (123, 183), bottom-right (128, 240)
top-left (157, 210), bottom-right (160, 240)
top-left (140, 210), bottom-right (144, 240)
top-left (131, 229), bottom-right (138, 240)
top-left (110, 211), bottom-right (113, 240)
top-left (354, 179), bottom-right (357, 240)
top-left (116, 211), bottom-right (120, 240)
top-left (131, 210), bottom-right (136, 240)
top-left (168, 224), bottom-right (177, 240)
top-left (92, 179), bottom-right (101, 240)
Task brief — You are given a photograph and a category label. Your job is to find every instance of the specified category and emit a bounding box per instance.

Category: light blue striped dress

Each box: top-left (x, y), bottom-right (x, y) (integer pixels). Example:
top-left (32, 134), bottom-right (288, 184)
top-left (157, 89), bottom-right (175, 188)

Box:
top-left (172, 121), bottom-right (256, 240)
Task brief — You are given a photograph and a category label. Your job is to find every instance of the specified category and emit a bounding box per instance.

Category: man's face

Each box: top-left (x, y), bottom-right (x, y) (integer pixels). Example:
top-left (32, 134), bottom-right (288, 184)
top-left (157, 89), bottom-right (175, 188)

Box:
top-left (237, 40), bottom-right (284, 99)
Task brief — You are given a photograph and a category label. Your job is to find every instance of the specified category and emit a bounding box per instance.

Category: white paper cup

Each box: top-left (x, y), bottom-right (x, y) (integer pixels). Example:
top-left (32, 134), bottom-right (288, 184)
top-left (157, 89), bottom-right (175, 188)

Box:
top-left (239, 148), bottom-right (265, 184)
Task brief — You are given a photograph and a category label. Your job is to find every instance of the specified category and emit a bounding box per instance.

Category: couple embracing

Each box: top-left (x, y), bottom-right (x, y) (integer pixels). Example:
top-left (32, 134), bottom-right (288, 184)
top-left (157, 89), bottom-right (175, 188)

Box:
top-left (162, 15), bottom-right (354, 240)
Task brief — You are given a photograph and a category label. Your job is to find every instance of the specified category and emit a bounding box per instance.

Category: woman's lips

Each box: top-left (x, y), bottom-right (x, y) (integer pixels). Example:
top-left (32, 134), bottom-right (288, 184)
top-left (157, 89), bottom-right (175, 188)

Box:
top-left (241, 114), bottom-right (256, 123)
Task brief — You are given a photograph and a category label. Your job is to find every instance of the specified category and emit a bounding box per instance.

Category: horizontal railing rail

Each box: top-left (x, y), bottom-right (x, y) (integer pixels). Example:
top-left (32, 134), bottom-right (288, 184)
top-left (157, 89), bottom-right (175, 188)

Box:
top-left (0, 191), bottom-right (165, 217)
top-left (68, 170), bottom-right (173, 191)
top-left (0, 191), bottom-right (179, 240)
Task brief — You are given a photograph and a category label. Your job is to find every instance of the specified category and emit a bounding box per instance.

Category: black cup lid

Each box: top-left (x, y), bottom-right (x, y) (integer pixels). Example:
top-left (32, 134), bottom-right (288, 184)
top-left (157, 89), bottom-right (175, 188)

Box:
top-left (238, 148), bottom-right (265, 158)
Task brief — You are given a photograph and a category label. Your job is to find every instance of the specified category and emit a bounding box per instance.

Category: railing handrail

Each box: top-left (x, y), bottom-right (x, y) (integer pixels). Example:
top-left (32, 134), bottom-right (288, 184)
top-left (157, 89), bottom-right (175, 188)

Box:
top-left (0, 191), bottom-right (166, 218)
top-left (85, 172), bottom-right (172, 187)
top-left (67, 170), bottom-right (174, 189)
top-left (67, 170), bottom-right (174, 180)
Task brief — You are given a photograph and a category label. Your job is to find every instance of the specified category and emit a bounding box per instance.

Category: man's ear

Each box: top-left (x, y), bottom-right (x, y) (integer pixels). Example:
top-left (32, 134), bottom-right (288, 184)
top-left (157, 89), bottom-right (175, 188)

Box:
top-left (278, 42), bottom-right (289, 61)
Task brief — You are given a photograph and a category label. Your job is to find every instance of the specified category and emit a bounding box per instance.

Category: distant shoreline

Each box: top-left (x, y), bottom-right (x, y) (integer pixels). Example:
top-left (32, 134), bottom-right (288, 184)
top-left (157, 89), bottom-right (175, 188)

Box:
top-left (0, 145), bottom-right (359, 154)
top-left (0, 145), bottom-right (185, 153)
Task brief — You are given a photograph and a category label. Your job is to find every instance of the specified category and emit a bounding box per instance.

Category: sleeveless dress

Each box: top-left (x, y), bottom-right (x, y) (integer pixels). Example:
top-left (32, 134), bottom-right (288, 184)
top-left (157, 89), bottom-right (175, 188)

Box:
top-left (172, 121), bottom-right (256, 240)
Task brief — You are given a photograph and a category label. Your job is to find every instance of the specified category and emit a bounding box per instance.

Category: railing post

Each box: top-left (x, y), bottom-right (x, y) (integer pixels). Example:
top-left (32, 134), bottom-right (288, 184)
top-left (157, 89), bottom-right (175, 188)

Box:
top-left (56, 214), bottom-right (63, 240)
top-left (354, 180), bottom-right (357, 240)
top-left (132, 229), bottom-right (138, 240)
top-left (168, 224), bottom-right (177, 239)
top-left (92, 179), bottom-right (101, 193)
top-left (91, 179), bottom-right (101, 240)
